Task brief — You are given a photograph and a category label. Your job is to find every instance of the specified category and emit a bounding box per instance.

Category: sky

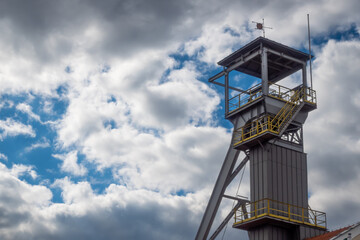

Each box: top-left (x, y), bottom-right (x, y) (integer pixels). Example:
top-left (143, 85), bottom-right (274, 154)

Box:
top-left (0, 0), bottom-right (359, 239)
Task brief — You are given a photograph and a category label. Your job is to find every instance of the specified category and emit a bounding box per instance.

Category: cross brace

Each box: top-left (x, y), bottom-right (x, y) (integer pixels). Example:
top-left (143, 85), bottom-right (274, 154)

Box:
top-left (195, 138), bottom-right (249, 240)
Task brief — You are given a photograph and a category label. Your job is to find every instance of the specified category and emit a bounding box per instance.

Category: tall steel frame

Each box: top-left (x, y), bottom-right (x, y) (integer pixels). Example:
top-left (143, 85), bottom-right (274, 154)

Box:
top-left (195, 37), bottom-right (327, 240)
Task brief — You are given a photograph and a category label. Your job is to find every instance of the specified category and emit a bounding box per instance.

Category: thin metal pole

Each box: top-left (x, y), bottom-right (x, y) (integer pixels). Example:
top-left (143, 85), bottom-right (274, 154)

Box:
top-left (225, 69), bottom-right (229, 115)
top-left (307, 14), bottom-right (313, 89)
top-left (262, 18), bottom-right (265, 37)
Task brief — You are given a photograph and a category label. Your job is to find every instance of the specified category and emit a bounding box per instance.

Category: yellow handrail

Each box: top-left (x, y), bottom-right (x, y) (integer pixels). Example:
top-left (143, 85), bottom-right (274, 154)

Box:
top-left (270, 88), bottom-right (302, 132)
top-left (233, 85), bottom-right (316, 146)
top-left (233, 198), bottom-right (326, 229)
top-left (228, 83), bottom-right (262, 112)
top-left (228, 83), bottom-right (316, 114)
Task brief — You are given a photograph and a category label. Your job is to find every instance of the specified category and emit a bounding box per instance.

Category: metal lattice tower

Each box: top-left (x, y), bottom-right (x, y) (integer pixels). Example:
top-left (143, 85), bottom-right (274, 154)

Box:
top-left (195, 37), bottom-right (327, 240)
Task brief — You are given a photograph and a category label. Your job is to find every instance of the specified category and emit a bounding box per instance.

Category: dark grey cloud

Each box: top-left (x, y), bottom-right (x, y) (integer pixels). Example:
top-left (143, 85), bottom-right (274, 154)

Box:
top-left (0, 172), bottom-right (200, 240)
top-left (0, 0), bottom-right (273, 63)
top-left (48, 203), bottom-right (196, 240)
top-left (0, 0), bottom-right (205, 61)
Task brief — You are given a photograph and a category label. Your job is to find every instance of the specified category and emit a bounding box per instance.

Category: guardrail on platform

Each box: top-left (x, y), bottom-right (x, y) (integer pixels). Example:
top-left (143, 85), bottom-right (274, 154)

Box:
top-left (227, 83), bottom-right (316, 114)
top-left (234, 198), bottom-right (326, 229)
top-left (232, 85), bottom-right (317, 146)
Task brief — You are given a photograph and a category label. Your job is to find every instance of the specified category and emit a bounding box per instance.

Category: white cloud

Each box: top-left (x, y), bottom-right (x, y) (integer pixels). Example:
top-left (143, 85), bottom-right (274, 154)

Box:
top-left (53, 151), bottom-right (87, 176)
top-left (0, 162), bottom-right (52, 239)
top-left (10, 164), bottom-right (37, 179)
top-left (0, 118), bottom-right (36, 140)
top-left (0, 99), bottom-right (14, 109)
top-left (129, 61), bottom-right (220, 129)
top-left (16, 103), bottom-right (42, 122)
top-left (183, 21), bottom-right (253, 65)
top-left (24, 138), bottom-right (51, 152)
top-left (111, 126), bottom-right (231, 193)
top-left (0, 164), bottom-right (205, 240)
top-left (305, 39), bottom-right (360, 229)
top-left (0, 153), bottom-right (8, 161)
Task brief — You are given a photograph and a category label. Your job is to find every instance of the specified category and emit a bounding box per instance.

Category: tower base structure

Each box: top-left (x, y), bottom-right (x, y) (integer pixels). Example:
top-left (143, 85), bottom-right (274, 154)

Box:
top-left (247, 224), bottom-right (326, 240)
top-left (232, 141), bottom-right (327, 240)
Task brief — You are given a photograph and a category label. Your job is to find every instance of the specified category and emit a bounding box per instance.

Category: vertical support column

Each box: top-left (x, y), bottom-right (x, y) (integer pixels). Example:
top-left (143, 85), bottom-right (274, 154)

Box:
top-left (302, 64), bottom-right (307, 88)
top-left (225, 71), bottom-right (229, 115)
top-left (300, 126), bottom-right (304, 152)
top-left (302, 64), bottom-right (308, 101)
top-left (261, 47), bottom-right (269, 96)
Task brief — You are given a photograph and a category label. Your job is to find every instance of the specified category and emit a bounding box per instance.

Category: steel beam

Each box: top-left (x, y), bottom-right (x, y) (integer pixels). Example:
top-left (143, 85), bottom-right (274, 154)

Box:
top-left (208, 196), bottom-right (249, 240)
top-left (210, 81), bottom-right (248, 94)
top-left (261, 47), bottom-right (269, 95)
top-left (223, 195), bottom-right (249, 203)
top-left (209, 71), bottom-right (226, 82)
top-left (225, 72), bottom-right (229, 114)
top-left (302, 64), bottom-right (307, 88)
top-left (208, 201), bottom-right (242, 240)
top-left (208, 50), bottom-right (261, 83)
top-left (251, 59), bottom-right (284, 72)
top-left (266, 48), bottom-right (306, 65)
top-left (195, 147), bottom-right (240, 240)
top-left (195, 119), bottom-right (243, 240)
top-left (268, 59), bottom-right (294, 70)
top-left (226, 155), bottom-right (249, 187)
top-left (227, 50), bottom-right (260, 72)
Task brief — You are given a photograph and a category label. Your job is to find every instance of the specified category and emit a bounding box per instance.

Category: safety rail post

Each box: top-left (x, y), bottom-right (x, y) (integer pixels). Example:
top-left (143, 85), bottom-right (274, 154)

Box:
top-left (255, 202), bottom-right (257, 218)
top-left (268, 116), bottom-right (271, 131)
top-left (234, 209), bottom-right (236, 222)
top-left (288, 204), bottom-right (291, 220)
top-left (325, 214), bottom-right (327, 229)
top-left (241, 127), bottom-right (244, 141)
top-left (302, 208), bottom-right (304, 223)
top-left (278, 84), bottom-right (280, 96)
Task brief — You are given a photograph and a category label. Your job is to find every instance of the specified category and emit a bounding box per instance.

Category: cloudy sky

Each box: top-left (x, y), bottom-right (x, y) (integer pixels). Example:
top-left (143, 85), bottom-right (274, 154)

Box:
top-left (0, 0), bottom-right (359, 239)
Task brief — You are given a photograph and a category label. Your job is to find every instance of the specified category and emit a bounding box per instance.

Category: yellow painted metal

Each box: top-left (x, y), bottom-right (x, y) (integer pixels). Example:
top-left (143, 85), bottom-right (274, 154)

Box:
top-left (233, 85), bottom-right (316, 147)
top-left (233, 198), bottom-right (326, 229)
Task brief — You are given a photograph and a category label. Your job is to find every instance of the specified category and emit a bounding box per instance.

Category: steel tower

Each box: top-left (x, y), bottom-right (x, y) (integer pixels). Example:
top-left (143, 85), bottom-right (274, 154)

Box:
top-left (196, 37), bottom-right (327, 240)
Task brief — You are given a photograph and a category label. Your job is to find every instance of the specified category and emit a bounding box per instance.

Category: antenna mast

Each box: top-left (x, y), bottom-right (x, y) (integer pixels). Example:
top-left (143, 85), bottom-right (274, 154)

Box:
top-left (307, 14), bottom-right (313, 89)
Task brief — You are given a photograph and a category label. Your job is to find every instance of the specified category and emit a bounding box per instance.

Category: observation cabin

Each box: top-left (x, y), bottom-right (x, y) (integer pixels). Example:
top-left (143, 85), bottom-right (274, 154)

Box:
top-left (210, 37), bottom-right (317, 151)
top-left (196, 37), bottom-right (327, 240)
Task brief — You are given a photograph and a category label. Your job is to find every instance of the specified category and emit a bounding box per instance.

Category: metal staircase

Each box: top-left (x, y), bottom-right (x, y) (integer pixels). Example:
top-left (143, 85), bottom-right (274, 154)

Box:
top-left (233, 86), bottom-right (313, 148)
top-left (270, 88), bottom-right (304, 135)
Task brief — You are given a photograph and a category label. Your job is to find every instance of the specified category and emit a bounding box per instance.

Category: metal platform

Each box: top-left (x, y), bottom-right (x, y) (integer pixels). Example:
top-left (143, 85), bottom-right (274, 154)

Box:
top-left (232, 198), bottom-right (326, 230)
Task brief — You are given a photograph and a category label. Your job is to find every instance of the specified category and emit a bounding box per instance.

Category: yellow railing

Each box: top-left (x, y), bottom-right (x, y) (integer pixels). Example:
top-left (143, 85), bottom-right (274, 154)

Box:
top-left (234, 198), bottom-right (326, 229)
top-left (268, 84), bottom-right (294, 102)
top-left (233, 115), bottom-right (277, 144)
top-left (228, 83), bottom-right (317, 114)
top-left (303, 87), bottom-right (317, 104)
top-left (228, 83), bottom-right (262, 112)
top-left (233, 85), bottom-right (316, 146)
top-left (270, 87), bottom-right (302, 132)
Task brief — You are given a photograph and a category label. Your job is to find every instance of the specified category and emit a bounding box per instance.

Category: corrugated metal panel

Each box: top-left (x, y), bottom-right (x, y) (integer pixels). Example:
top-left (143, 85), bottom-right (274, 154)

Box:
top-left (249, 225), bottom-right (293, 240)
top-left (250, 142), bottom-right (308, 208)
top-left (248, 142), bottom-right (312, 240)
